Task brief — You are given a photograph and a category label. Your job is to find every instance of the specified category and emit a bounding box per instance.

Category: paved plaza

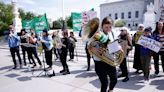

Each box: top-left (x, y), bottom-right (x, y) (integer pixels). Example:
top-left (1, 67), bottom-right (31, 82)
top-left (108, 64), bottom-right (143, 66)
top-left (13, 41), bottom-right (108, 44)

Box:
top-left (0, 41), bottom-right (164, 92)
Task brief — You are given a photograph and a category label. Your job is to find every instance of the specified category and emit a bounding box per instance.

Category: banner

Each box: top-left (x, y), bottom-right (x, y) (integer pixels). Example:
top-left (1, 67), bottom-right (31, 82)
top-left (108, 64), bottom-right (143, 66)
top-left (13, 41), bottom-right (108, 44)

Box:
top-left (82, 11), bottom-right (97, 25)
top-left (155, 0), bottom-right (164, 21)
top-left (71, 12), bottom-right (82, 32)
top-left (71, 10), bottom-right (97, 32)
top-left (33, 14), bottom-right (49, 33)
top-left (22, 14), bottom-right (49, 33)
top-left (137, 35), bottom-right (162, 53)
top-left (22, 20), bottom-right (33, 32)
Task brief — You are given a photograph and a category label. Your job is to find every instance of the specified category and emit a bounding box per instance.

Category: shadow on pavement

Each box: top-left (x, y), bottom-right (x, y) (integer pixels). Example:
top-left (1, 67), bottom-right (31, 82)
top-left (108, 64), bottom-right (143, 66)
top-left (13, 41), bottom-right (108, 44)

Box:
top-left (53, 61), bottom-right (62, 67)
top-left (17, 76), bottom-right (32, 81)
top-left (0, 65), bottom-right (13, 74)
top-left (150, 79), bottom-right (164, 90)
top-left (75, 71), bottom-right (97, 78)
top-left (71, 70), bottom-right (85, 75)
top-left (21, 68), bottom-right (43, 73)
top-left (0, 65), bottom-right (13, 71)
top-left (82, 65), bottom-right (95, 71)
top-left (5, 73), bottom-right (20, 78)
top-left (116, 74), bottom-right (145, 90)
top-left (89, 73), bottom-right (145, 90)
top-left (90, 78), bottom-right (101, 89)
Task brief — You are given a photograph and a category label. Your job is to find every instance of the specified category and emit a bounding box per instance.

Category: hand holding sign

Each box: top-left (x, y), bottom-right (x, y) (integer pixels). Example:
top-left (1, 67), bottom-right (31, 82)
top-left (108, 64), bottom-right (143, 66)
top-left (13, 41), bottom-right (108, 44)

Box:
top-left (137, 35), bottom-right (162, 53)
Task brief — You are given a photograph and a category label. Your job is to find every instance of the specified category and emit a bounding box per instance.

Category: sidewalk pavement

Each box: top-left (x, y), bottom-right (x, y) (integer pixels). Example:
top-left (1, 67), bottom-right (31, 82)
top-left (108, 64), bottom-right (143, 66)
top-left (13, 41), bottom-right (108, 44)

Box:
top-left (0, 46), bottom-right (164, 92)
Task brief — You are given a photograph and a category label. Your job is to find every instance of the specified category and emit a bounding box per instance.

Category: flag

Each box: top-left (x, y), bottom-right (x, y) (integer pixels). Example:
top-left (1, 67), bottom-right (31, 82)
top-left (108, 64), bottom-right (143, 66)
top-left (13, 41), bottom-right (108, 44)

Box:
top-left (71, 12), bottom-right (82, 32)
top-left (33, 14), bottom-right (49, 33)
top-left (22, 20), bottom-right (33, 32)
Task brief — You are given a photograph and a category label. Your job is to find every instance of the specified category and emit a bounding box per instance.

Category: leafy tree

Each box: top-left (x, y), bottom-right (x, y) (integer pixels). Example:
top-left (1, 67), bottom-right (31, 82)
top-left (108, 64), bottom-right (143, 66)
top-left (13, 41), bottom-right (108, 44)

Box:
top-left (114, 19), bottom-right (126, 27)
top-left (19, 9), bottom-right (35, 20)
top-left (0, 2), bottom-right (13, 35)
top-left (66, 16), bottom-right (72, 29)
top-left (52, 16), bottom-right (72, 29)
top-left (52, 21), bottom-right (62, 29)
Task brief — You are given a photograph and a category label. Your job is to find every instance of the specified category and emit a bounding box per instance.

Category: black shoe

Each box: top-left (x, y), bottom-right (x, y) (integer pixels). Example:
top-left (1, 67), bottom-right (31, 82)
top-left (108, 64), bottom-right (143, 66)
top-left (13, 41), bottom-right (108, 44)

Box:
top-left (135, 70), bottom-right (139, 74)
top-left (48, 70), bottom-right (56, 77)
top-left (118, 74), bottom-right (126, 78)
top-left (24, 63), bottom-right (27, 66)
top-left (68, 59), bottom-right (72, 61)
top-left (46, 66), bottom-right (52, 70)
top-left (29, 62), bottom-right (33, 64)
top-left (87, 68), bottom-right (90, 71)
top-left (135, 70), bottom-right (142, 74)
top-left (155, 71), bottom-right (159, 75)
top-left (122, 77), bottom-right (129, 82)
top-left (31, 65), bottom-right (36, 68)
top-left (60, 70), bottom-right (65, 73)
top-left (62, 71), bottom-right (70, 75)
top-left (12, 66), bottom-right (17, 69)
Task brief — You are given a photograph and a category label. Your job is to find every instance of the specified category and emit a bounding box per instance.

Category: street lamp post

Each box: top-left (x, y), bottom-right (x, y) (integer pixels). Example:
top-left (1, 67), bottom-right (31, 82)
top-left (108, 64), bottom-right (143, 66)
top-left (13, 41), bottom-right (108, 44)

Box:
top-left (132, 21), bottom-right (135, 30)
top-left (62, 0), bottom-right (66, 31)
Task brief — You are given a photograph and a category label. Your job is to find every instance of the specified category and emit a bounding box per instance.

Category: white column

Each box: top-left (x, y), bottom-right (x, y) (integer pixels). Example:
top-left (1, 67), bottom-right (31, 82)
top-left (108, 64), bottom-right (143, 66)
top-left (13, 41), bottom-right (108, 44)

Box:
top-left (11, 0), bottom-right (22, 33)
top-left (62, 0), bottom-right (65, 20)
top-left (154, 0), bottom-right (164, 21)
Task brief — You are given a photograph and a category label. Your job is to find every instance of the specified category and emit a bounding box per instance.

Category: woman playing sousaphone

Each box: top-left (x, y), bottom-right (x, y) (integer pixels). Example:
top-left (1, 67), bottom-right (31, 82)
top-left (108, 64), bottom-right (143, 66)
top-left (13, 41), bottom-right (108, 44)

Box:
top-left (83, 17), bottom-right (120, 92)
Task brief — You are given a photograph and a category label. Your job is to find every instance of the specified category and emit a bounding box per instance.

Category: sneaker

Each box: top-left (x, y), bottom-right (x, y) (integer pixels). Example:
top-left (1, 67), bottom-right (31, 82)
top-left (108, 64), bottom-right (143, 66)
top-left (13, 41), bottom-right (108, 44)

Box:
top-left (122, 77), bottom-right (129, 82)
top-left (155, 71), bottom-right (159, 75)
top-left (31, 65), bottom-right (36, 68)
top-left (135, 70), bottom-right (142, 74)
top-left (62, 71), bottom-right (70, 75)
top-left (24, 63), bottom-right (27, 66)
top-left (29, 62), bottom-right (33, 64)
top-left (87, 68), bottom-right (90, 71)
top-left (60, 70), bottom-right (65, 73)
top-left (144, 79), bottom-right (149, 84)
top-left (135, 70), bottom-right (139, 74)
top-left (68, 59), bottom-right (72, 61)
top-left (46, 66), bottom-right (52, 70)
top-left (20, 65), bottom-right (23, 69)
top-left (12, 66), bottom-right (17, 69)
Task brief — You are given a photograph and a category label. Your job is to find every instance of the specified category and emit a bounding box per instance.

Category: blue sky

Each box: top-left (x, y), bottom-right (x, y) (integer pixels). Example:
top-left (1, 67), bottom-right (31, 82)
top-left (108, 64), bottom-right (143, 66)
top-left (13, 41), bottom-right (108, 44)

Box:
top-left (1, 0), bottom-right (121, 21)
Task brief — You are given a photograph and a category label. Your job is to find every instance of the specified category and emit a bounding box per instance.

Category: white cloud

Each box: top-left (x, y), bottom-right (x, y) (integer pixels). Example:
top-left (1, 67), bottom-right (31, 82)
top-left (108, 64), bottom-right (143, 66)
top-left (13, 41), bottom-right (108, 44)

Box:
top-left (19, 0), bottom-right (36, 5)
top-left (105, 0), bottom-right (124, 3)
top-left (32, 7), bottom-right (61, 21)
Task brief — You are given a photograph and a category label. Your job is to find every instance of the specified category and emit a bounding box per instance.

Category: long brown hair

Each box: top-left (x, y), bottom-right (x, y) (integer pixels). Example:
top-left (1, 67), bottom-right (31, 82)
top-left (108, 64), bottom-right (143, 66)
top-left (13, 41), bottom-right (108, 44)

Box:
top-left (154, 21), bottom-right (164, 34)
top-left (101, 16), bottom-right (113, 27)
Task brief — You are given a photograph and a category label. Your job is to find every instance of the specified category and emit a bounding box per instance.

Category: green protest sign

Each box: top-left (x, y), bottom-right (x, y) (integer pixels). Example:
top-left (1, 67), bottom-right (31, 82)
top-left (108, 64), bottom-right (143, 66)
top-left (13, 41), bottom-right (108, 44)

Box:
top-left (22, 14), bottom-right (49, 33)
top-left (33, 14), bottom-right (49, 33)
top-left (22, 20), bottom-right (33, 31)
top-left (71, 12), bottom-right (82, 32)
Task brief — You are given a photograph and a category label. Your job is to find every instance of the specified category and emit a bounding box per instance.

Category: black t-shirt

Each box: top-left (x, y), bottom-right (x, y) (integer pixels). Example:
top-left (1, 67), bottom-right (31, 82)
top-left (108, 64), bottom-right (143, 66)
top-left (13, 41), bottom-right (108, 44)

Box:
top-left (61, 37), bottom-right (70, 52)
top-left (20, 36), bottom-right (27, 43)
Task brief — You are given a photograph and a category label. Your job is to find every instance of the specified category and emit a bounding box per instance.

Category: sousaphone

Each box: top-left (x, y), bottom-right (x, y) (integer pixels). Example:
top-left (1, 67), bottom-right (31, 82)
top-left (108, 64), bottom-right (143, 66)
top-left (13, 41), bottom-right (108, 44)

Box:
top-left (82, 18), bottom-right (124, 67)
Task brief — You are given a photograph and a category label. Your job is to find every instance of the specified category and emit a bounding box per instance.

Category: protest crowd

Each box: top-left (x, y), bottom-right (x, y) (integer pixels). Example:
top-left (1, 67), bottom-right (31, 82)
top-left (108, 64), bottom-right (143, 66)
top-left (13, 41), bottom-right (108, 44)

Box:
top-left (7, 17), bottom-right (164, 92)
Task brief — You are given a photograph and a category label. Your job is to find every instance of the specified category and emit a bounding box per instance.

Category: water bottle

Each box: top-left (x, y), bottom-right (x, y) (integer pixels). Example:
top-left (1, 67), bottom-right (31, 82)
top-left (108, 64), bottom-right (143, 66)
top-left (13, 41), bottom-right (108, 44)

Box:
top-left (28, 64), bottom-right (31, 72)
